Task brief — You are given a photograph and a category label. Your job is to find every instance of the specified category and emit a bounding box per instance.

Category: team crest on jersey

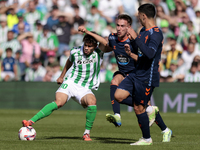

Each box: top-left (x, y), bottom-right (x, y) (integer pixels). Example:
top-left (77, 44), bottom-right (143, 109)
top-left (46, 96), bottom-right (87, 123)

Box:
top-left (116, 55), bottom-right (130, 65)
top-left (92, 53), bottom-right (96, 59)
top-left (138, 48), bottom-right (143, 57)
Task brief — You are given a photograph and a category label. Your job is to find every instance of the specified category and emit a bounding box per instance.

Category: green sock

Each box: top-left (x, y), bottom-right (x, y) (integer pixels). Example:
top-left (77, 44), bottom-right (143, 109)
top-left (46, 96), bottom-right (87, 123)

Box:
top-left (85, 105), bottom-right (97, 130)
top-left (30, 102), bottom-right (58, 123)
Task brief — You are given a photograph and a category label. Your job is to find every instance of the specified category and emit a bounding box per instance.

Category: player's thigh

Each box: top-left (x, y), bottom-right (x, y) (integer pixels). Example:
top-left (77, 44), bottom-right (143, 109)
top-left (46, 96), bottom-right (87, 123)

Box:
top-left (115, 76), bottom-right (134, 101)
top-left (55, 80), bottom-right (73, 107)
top-left (81, 94), bottom-right (97, 107)
top-left (134, 81), bottom-right (154, 107)
top-left (114, 88), bottom-right (130, 102)
top-left (69, 83), bottom-right (95, 108)
top-left (55, 92), bottom-right (69, 108)
top-left (111, 73), bottom-right (125, 85)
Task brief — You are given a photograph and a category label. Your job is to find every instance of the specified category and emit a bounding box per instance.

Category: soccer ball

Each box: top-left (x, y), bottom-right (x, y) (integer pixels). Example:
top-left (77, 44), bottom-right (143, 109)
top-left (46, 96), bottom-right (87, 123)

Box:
top-left (18, 126), bottom-right (36, 141)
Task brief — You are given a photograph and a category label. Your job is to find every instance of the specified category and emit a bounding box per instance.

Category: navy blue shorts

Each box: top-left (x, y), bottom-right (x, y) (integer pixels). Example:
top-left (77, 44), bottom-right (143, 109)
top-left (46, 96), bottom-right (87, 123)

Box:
top-left (113, 71), bottom-right (127, 78)
top-left (118, 75), bottom-right (154, 106)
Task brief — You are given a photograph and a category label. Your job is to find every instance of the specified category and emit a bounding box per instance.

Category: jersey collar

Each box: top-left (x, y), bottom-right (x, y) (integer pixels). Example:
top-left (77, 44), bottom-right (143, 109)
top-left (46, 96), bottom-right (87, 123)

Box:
top-left (145, 26), bottom-right (157, 31)
top-left (118, 36), bottom-right (128, 42)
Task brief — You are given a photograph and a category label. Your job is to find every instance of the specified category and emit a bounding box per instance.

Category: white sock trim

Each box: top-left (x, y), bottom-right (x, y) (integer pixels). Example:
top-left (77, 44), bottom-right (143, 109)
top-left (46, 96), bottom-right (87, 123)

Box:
top-left (162, 127), bottom-right (169, 132)
top-left (146, 105), bottom-right (153, 113)
top-left (143, 137), bottom-right (152, 142)
top-left (84, 129), bottom-right (90, 135)
top-left (114, 113), bottom-right (121, 118)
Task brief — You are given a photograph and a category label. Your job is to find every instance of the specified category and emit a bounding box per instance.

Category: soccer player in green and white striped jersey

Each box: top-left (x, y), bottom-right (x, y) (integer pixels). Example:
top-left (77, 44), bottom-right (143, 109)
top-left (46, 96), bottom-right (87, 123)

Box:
top-left (22, 28), bottom-right (107, 141)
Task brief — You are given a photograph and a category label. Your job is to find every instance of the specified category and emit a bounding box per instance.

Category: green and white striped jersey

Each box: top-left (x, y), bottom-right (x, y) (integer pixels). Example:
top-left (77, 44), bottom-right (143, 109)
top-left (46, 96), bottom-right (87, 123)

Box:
top-left (0, 39), bottom-right (21, 59)
top-left (66, 45), bottom-right (103, 90)
top-left (37, 32), bottom-right (59, 50)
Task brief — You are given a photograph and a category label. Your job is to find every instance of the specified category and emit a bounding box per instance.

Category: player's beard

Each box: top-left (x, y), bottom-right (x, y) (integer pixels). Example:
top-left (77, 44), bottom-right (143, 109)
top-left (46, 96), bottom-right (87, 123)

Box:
top-left (83, 49), bottom-right (92, 56)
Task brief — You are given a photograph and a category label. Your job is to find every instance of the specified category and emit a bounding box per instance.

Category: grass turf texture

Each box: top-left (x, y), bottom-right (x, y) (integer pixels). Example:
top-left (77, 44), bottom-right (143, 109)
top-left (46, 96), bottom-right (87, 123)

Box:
top-left (0, 109), bottom-right (200, 150)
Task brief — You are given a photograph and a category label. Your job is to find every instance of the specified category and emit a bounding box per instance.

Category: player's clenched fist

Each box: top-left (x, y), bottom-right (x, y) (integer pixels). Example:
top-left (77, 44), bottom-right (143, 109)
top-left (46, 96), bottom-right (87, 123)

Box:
top-left (124, 44), bottom-right (131, 56)
top-left (78, 26), bottom-right (88, 34)
top-left (57, 77), bottom-right (64, 85)
top-left (127, 27), bottom-right (137, 40)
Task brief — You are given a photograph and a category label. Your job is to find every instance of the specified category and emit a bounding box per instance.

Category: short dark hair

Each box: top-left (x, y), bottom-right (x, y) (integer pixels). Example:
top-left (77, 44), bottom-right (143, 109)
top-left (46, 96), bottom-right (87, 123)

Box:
top-left (191, 61), bottom-right (198, 67)
top-left (83, 32), bottom-right (98, 45)
top-left (138, 3), bottom-right (156, 19)
top-left (72, 4), bottom-right (79, 9)
top-left (6, 47), bottom-right (12, 52)
top-left (117, 14), bottom-right (132, 26)
top-left (8, 30), bottom-right (14, 34)
top-left (52, 5), bottom-right (58, 10)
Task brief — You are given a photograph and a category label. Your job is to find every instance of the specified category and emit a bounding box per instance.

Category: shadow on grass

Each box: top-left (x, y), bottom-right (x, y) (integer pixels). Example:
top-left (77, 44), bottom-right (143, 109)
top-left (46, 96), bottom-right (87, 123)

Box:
top-left (43, 136), bottom-right (136, 144)
top-left (45, 136), bottom-right (82, 140)
top-left (94, 137), bottom-right (136, 144)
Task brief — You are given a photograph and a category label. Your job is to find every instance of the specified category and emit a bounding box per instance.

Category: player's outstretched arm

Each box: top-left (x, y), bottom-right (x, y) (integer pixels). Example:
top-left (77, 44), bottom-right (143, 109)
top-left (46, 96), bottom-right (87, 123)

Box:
top-left (124, 44), bottom-right (138, 61)
top-left (57, 59), bottom-right (72, 84)
top-left (78, 26), bottom-right (113, 52)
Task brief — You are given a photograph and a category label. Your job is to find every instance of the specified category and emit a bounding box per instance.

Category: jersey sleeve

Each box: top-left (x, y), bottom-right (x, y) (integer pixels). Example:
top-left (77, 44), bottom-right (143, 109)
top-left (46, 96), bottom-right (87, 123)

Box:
top-left (95, 47), bottom-right (104, 59)
top-left (135, 29), bottom-right (163, 59)
top-left (130, 40), bottom-right (139, 54)
top-left (108, 33), bottom-right (113, 47)
top-left (69, 48), bottom-right (76, 62)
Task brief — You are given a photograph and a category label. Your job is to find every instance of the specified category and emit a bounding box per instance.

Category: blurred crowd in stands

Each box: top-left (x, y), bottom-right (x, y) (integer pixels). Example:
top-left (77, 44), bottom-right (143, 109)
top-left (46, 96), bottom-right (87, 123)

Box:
top-left (0, 0), bottom-right (200, 83)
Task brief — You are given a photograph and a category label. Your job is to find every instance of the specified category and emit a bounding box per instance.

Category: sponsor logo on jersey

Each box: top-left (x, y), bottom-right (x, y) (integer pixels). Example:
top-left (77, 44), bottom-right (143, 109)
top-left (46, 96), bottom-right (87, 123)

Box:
top-left (116, 55), bottom-right (130, 65)
top-left (138, 48), bottom-right (143, 57)
top-left (77, 58), bottom-right (96, 65)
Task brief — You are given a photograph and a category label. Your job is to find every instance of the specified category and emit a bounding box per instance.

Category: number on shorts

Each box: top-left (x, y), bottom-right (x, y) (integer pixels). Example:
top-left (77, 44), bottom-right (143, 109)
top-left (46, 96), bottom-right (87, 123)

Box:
top-left (61, 84), bottom-right (68, 89)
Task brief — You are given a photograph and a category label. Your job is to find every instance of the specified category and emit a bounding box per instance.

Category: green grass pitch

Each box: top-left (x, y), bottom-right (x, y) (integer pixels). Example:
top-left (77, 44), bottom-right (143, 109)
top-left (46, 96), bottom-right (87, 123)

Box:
top-left (0, 109), bottom-right (200, 150)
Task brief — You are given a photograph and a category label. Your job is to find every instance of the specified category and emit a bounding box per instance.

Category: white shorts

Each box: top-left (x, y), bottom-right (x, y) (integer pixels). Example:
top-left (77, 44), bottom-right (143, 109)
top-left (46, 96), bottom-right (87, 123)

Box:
top-left (1, 71), bottom-right (15, 80)
top-left (56, 79), bottom-right (94, 105)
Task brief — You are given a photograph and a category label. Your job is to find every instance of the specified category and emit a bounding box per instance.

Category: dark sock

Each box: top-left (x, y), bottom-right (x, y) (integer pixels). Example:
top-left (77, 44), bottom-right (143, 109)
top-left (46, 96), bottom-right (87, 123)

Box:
top-left (110, 85), bottom-right (120, 114)
top-left (136, 112), bottom-right (150, 139)
top-left (120, 95), bottom-right (133, 106)
top-left (155, 112), bottom-right (167, 131)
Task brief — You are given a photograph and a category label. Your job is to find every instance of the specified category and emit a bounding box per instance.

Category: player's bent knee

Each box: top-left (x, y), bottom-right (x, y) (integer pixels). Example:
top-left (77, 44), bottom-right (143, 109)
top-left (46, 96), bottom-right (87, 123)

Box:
top-left (114, 93), bottom-right (123, 102)
top-left (134, 105), bottom-right (145, 114)
top-left (81, 94), bottom-right (97, 107)
top-left (55, 97), bottom-right (67, 108)
top-left (55, 92), bottom-right (68, 108)
top-left (134, 106), bottom-right (139, 113)
top-left (86, 98), bottom-right (96, 106)
top-left (111, 79), bottom-right (118, 86)
top-left (54, 100), bottom-right (65, 108)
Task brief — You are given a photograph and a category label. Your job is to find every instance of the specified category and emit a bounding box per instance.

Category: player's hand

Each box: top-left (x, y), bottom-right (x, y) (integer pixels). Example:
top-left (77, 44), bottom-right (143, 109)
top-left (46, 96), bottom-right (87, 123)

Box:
top-left (78, 26), bottom-right (88, 34)
top-left (57, 77), bottom-right (63, 85)
top-left (124, 44), bottom-right (131, 56)
top-left (127, 27), bottom-right (137, 40)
